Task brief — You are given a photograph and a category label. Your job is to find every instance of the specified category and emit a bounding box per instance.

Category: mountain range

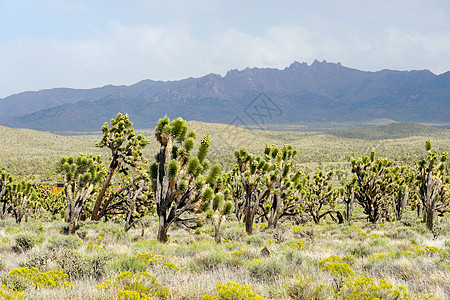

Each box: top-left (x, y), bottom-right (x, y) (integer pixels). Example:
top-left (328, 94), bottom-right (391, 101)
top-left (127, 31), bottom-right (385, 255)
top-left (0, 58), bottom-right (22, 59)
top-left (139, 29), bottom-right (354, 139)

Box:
top-left (0, 60), bottom-right (448, 132)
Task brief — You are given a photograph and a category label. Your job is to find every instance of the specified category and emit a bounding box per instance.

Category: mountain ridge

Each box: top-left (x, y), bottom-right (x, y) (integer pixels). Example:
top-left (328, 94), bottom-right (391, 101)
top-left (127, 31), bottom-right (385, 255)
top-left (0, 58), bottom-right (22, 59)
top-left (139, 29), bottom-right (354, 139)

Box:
top-left (0, 60), bottom-right (448, 132)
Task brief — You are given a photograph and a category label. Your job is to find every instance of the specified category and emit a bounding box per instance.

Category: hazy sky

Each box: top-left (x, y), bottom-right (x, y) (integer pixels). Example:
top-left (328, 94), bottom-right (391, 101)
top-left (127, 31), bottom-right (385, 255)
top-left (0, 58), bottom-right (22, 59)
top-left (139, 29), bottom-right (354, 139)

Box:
top-left (1, 0), bottom-right (449, 98)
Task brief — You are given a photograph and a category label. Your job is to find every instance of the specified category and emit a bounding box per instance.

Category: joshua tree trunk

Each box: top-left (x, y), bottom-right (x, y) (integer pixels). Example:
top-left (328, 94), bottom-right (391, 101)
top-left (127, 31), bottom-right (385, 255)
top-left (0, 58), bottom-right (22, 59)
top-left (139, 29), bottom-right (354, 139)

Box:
top-left (157, 214), bottom-right (170, 243)
top-left (91, 165), bottom-right (116, 221)
top-left (426, 207), bottom-right (434, 231)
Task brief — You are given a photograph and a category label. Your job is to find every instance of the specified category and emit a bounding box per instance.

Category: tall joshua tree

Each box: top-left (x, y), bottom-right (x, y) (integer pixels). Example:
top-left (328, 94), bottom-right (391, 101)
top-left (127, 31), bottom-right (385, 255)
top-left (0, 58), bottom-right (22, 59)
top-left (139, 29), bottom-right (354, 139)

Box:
top-left (91, 113), bottom-right (149, 221)
top-left (300, 169), bottom-right (341, 224)
top-left (56, 154), bottom-right (105, 234)
top-left (262, 144), bottom-right (302, 228)
top-left (417, 140), bottom-right (449, 231)
top-left (234, 147), bottom-right (272, 235)
top-left (350, 150), bottom-right (395, 223)
top-left (150, 116), bottom-right (221, 243)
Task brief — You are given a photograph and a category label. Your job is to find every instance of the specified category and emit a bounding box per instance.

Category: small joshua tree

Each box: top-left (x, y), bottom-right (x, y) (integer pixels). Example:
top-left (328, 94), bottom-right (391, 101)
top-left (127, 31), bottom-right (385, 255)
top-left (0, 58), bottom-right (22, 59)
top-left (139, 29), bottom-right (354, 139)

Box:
top-left (56, 154), bottom-right (106, 234)
top-left (234, 147), bottom-right (272, 235)
top-left (416, 140), bottom-right (449, 231)
top-left (6, 180), bottom-right (36, 223)
top-left (150, 116), bottom-right (221, 243)
top-left (205, 174), bottom-right (234, 243)
top-left (350, 150), bottom-right (396, 223)
top-left (300, 169), bottom-right (341, 224)
top-left (0, 168), bottom-right (14, 219)
top-left (92, 113), bottom-right (149, 221)
top-left (262, 144), bottom-right (302, 228)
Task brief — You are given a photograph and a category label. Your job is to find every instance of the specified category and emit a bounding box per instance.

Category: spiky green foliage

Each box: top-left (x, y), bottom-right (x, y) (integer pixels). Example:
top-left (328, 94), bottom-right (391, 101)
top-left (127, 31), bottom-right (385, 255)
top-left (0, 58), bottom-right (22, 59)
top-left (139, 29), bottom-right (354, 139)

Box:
top-left (261, 144), bottom-right (303, 228)
top-left (152, 116), bottom-right (219, 243)
top-left (299, 169), bottom-right (341, 224)
top-left (233, 147), bottom-right (272, 235)
top-left (92, 113), bottom-right (149, 221)
top-left (0, 167), bottom-right (15, 219)
top-left (350, 150), bottom-right (397, 223)
top-left (56, 154), bottom-right (106, 234)
top-left (416, 139), bottom-right (449, 231)
top-left (5, 180), bottom-right (36, 223)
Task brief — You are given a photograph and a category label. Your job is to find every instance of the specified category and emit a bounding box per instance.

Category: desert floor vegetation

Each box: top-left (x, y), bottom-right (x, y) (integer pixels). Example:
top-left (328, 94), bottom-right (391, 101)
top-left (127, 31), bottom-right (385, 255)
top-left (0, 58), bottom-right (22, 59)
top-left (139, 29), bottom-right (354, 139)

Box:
top-left (0, 211), bottom-right (448, 299)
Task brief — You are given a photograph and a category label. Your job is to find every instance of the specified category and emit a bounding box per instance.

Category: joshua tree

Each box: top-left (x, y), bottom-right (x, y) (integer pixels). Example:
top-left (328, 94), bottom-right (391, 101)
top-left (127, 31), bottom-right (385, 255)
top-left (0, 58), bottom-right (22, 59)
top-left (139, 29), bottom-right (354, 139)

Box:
top-left (234, 147), bottom-right (272, 235)
top-left (150, 116), bottom-right (221, 243)
top-left (416, 140), bottom-right (449, 231)
top-left (91, 113), bottom-right (149, 221)
top-left (350, 150), bottom-right (395, 223)
top-left (206, 190), bottom-right (234, 243)
top-left (0, 168), bottom-right (14, 219)
top-left (56, 154), bottom-right (106, 234)
top-left (261, 144), bottom-right (302, 228)
top-left (6, 180), bottom-right (36, 223)
top-left (300, 169), bottom-right (341, 224)
top-left (96, 174), bottom-right (153, 233)
top-left (391, 165), bottom-right (414, 221)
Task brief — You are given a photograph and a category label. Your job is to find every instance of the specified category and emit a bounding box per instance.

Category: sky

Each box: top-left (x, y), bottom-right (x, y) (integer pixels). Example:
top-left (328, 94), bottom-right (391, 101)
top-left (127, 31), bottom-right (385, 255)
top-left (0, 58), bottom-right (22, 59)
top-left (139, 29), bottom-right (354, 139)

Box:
top-left (0, 0), bottom-right (449, 98)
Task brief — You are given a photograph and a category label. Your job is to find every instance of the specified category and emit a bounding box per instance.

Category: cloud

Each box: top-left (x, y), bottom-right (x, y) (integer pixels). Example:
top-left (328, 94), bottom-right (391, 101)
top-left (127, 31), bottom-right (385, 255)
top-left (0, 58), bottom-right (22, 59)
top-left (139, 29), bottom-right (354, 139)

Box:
top-left (1, 19), bottom-right (449, 98)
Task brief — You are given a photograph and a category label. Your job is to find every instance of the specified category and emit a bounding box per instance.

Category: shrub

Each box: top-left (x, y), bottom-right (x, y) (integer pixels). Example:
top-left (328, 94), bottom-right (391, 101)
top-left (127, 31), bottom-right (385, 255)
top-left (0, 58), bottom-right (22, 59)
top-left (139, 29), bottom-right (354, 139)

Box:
top-left (137, 252), bottom-right (180, 270)
top-left (13, 234), bottom-right (44, 252)
top-left (203, 281), bottom-right (263, 300)
top-left (1, 273), bottom-right (34, 291)
top-left (221, 226), bottom-right (246, 242)
top-left (54, 248), bottom-right (111, 280)
top-left (385, 226), bottom-right (420, 240)
top-left (245, 235), bottom-right (264, 246)
top-left (339, 276), bottom-right (425, 300)
top-left (79, 221), bottom-right (129, 241)
top-left (19, 252), bottom-right (49, 270)
top-left (0, 285), bottom-right (25, 299)
top-left (246, 258), bottom-right (283, 280)
top-left (188, 250), bottom-right (230, 272)
top-left (47, 234), bottom-right (84, 249)
top-left (109, 255), bottom-right (148, 273)
top-left (5, 267), bottom-right (72, 290)
top-left (286, 277), bottom-right (331, 300)
top-left (348, 242), bottom-right (372, 258)
top-left (97, 272), bottom-right (170, 299)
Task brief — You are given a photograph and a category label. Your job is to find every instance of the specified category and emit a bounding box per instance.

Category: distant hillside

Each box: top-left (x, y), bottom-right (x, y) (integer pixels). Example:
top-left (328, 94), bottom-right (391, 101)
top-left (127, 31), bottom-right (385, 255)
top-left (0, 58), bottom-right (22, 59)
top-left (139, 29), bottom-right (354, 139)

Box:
top-left (2, 120), bottom-right (449, 180)
top-left (0, 60), bottom-right (449, 132)
top-left (328, 122), bottom-right (450, 140)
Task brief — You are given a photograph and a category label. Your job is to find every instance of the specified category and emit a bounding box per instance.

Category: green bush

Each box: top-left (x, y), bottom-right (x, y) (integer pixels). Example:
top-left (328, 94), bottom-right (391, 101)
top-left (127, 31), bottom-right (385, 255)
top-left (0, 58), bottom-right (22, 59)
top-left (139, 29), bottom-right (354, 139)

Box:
top-left (221, 226), bottom-right (246, 242)
top-left (47, 234), bottom-right (84, 249)
top-left (188, 249), bottom-right (230, 272)
top-left (348, 242), bottom-right (372, 258)
top-left (245, 235), bottom-right (264, 246)
top-left (109, 255), bottom-right (148, 273)
top-left (246, 258), bottom-right (283, 280)
top-left (19, 252), bottom-right (49, 270)
top-left (384, 226), bottom-right (420, 240)
top-left (78, 221), bottom-right (129, 241)
top-left (286, 276), bottom-right (331, 300)
top-left (1, 273), bottom-right (34, 291)
top-left (13, 234), bottom-right (44, 252)
top-left (54, 248), bottom-right (111, 280)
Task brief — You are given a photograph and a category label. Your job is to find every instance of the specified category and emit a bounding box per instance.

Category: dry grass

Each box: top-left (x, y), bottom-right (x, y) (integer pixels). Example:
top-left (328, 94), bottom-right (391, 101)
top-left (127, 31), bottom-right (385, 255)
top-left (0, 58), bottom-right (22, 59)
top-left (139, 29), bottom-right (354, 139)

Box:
top-left (0, 212), bottom-right (448, 299)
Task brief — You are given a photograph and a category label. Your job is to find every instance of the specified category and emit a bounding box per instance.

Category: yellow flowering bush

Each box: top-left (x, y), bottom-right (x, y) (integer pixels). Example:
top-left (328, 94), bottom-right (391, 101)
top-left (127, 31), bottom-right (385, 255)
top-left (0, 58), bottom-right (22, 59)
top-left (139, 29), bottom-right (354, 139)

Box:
top-left (0, 284), bottom-right (25, 299)
top-left (203, 281), bottom-right (263, 300)
top-left (97, 271), bottom-right (170, 299)
top-left (136, 252), bottom-right (180, 270)
top-left (87, 236), bottom-right (106, 251)
top-left (8, 267), bottom-right (72, 289)
top-left (367, 252), bottom-right (394, 263)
